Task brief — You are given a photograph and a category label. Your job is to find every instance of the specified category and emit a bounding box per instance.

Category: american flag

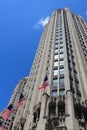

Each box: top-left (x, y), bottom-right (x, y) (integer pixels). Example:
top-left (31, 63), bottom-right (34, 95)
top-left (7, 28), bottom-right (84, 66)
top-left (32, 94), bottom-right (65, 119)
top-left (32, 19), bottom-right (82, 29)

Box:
top-left (2, 104), bottom-right (14, 121)
top-left (39, 75), bottom-right (49, 91)
top-left (16, 93), bottom-right (26, 109)
top-left (0, 121), bottom-right (3, 130)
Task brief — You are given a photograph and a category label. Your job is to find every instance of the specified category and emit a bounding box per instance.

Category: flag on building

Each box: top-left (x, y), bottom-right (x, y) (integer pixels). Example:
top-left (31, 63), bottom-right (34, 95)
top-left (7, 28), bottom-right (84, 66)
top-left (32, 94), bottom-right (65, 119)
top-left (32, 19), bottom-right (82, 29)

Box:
top-left (0, 121), bottom-right (3, 130)
top-left (16, 93), bottom-right (26, 109)
top-left (39, 75), bottom-right (49, 91)
top-left (2, 104), bottom-right (14, 121)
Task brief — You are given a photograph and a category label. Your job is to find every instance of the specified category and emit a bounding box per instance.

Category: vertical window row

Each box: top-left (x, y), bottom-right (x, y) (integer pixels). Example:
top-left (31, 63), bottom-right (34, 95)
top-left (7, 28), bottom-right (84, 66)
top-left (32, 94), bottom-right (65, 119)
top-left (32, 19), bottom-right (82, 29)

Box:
top-left (51, 12), bottom-right (65, 97)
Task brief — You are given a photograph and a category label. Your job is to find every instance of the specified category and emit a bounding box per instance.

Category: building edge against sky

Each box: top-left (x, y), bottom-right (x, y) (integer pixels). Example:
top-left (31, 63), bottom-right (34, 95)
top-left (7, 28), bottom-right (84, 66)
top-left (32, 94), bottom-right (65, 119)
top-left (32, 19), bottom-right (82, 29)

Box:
top-left (0, 7), bottom-right (87, 130)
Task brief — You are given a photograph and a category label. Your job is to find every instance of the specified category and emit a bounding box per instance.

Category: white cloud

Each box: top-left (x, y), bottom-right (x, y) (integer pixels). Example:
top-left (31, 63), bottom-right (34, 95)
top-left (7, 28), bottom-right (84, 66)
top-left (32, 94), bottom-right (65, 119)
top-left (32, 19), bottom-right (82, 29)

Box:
top-left (34, 16), bottom-right (50, 29)
top-left (38, 16), bottom-right (50, 27)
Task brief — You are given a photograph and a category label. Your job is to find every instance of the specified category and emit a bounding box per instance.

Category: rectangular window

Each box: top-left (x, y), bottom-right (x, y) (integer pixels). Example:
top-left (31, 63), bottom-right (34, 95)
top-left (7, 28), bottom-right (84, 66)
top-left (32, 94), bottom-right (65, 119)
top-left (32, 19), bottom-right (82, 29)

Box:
top-left (60, 54), bottom-right (64, 59)
top-left (60, 60), bottom-right (64, 66)
top-left (52, 90), bottom-right (57, 97)
top-left (60, 37), bottom-right (62, 40)
top-left (59, 68), bottom-right (64, 75)
top-left (56, 35), bottom-right (58, 37)
top-left (54, 69), bottom-right (59, 76)
top-left (60, 41), bottom-right (63, 44)
top-left (54, 55), bottom-right (58, 60)
top-left (55, 49), bottom-right (58, 54)
top-left (55, 41), bottom-right (59, 44)
top-left (55, 44), bottom-right (58, 49)
top-left (60, 39), bottom-right (63, 42)
top-left (60, 34), bottom-right (62, 37)
top-left (59, 78), bottom-right (64, 87)
top-left (59, 89), bottom-right (65, 96)
top-left (53, 79), bottom-right (58, 88)
top-left (60, 48), bottom-right (64, 52)
top-left (54, 61), bottom-right (58, 67)
top-left (60, 44), bottom-right (63, 48)
top-left (55, 38), bottom-right (59, 41)
top-left (59, 28), bottom-right (62, 32)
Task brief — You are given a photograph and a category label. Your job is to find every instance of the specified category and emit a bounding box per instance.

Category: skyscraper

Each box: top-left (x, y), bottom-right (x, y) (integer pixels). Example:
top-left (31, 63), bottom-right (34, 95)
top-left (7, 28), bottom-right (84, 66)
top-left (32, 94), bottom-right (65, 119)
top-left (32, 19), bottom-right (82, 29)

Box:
top-left (1, 8), bottom-right (87, 130)
top-left (0, 77), bottom-right (28, 130)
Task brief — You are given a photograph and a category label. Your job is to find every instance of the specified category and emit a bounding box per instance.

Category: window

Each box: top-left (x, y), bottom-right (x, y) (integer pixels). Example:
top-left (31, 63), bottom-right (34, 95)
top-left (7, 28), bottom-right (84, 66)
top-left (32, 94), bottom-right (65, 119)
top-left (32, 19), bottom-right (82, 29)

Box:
top-left (54, 55), bottom-right (58, 60)
top-left (55, 41), bottom-right (59, 44)
top-left (52, 90), bottom-right (57, 96)
top-left (54, 69), bottom-right (59, 76)
top-left (60, 48), bottom-right (64, 52)
top-left (33, 112), bottom-right (37, 123)
top-left (54, 61), bottom-right (58, 67)
top-left (49, 102), bottom-right (56, 116)
top-left (60, 34), bottom-right (62, 37)
top-left (56, 34), bottom-right (58, 37)
top-left (60, 90), bottom-right (65, 96)
top-left (60, 54), bottom-right (64, 59)
top-left (55, 38), bottom-right (59, 41)
top-left (55, 44), bottom-right (58, 49)
top-left (60, 60), bottom-right (64, 66)
top-left (60, 29), bottom-right (62, 32)
top-left (60, 44), bottom-right (63, 48)
top-left (60, 68), bottom-right (64, 75)
top-left (60, 41), bottom-right (63, 44)
top-left (53, 79), bottom-right (58, 88)
top-left (55, 49), bottom-right (58, 53)
top-left (60, 37), bottom-right (62, 40)
top-left (59, 78), bottom-right (64, 87)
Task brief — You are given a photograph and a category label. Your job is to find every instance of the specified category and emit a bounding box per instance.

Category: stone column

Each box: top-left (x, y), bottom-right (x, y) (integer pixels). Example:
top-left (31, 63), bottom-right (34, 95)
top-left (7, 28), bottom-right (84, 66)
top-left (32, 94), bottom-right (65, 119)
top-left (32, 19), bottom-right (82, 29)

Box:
top-left (36, 93), bottom-right (49, 130)
top-left (65, 90), bottom-right (77, 130)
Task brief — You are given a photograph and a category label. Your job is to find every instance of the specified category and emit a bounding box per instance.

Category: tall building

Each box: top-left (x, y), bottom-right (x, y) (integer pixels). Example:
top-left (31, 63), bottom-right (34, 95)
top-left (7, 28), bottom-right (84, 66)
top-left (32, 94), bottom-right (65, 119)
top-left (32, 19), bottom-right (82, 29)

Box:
top-left (1, 8), bottom-right (87, 130)
top-left (0, 77), bottom-right (28, 130)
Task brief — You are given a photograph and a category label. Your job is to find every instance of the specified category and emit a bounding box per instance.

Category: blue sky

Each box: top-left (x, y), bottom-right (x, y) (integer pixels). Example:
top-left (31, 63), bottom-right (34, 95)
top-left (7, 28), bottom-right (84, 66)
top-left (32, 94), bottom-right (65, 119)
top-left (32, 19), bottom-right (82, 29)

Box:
top-left (0, 0), bottom-right (87, 112)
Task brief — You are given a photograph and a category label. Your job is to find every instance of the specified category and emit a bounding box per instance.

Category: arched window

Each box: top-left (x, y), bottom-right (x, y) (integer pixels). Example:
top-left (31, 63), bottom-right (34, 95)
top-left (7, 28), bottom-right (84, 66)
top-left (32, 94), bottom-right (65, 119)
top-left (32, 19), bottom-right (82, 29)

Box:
top-left (49, 101), bottom-right (56, 118)
top-left (37, 107), bottom-right (40, 120)
top-left (58, 100), bottom-right (65, 116)
top-left (33, 107), bottom-right (41, 123)
top-left (74, 103), bottom-right (82, 119)
top-left (33, 112), bottom-right (37, 123)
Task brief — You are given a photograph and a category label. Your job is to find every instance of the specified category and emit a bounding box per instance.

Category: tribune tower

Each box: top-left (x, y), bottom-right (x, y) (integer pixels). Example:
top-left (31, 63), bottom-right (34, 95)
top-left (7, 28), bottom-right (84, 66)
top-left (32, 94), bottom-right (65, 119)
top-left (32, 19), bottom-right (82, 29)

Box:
top-left (1, 8), bottom-right (87, 130)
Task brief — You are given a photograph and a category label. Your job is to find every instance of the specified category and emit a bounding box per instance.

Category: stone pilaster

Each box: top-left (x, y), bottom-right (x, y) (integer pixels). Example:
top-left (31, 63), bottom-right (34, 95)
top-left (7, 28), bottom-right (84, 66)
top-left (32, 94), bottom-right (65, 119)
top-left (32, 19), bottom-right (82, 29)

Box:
top-left (65, 90), bottom-right (77, 130)
top-left (36, 93), bottom-right (49, 130)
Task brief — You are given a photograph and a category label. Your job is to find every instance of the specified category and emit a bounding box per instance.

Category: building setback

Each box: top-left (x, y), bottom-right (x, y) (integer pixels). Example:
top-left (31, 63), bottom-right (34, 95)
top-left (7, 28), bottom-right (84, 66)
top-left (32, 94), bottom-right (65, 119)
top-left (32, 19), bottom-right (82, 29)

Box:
top-left (1, 8), bottom-right (87, 130)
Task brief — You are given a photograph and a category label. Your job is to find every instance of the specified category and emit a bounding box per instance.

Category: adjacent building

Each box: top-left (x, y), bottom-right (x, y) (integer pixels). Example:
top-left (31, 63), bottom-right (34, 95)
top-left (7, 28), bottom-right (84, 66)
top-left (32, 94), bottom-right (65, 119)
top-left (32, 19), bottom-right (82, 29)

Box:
top-left (0, 77), bottom-right (28, 130)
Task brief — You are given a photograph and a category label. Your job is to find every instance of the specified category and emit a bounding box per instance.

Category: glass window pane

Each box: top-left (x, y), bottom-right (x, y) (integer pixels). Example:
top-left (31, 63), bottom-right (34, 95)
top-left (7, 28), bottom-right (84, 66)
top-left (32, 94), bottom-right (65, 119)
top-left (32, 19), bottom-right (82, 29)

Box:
top-left (59, 78), bottom-right (64, 87)
top-left (54, 62), bottom-right (58, 67)
top-left (60, 41), bottom-right (63, 44)
top-left (60, 90), bottom-right (65, 96)
top-left (60, 54), bottom-right (64, 58)
top-left (60, 48), bottom-right (64, 52)
top-left (55, 44), bottom-right (58, 49)
top-left (60, 61), bottom-right (64, 66)
top-left (53, 79), bottom-right (58, 88)
top-left (60, 69), bottom-right (64, 75)
top-left (60, 44), bottom-right (63, 48)
top-left (52, 91), bottom-right (57, 97)
top-left (55, 38), bottom-right (59, 41)
top-left (60, 37), bottom-right (62, 40)
top-left (54, 55), bottom-right (58, 60)
top-left (54, 70), bottom-right (59, 76)
top-left (55, 49), bottom-right (58, 53)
